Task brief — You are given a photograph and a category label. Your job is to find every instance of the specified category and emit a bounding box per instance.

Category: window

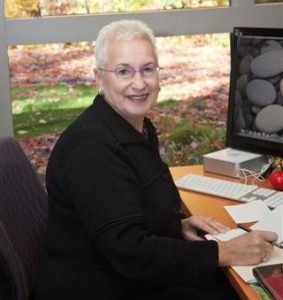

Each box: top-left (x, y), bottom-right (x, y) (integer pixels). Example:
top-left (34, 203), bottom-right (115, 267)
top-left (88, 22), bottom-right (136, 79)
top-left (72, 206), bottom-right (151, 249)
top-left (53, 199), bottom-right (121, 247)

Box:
top-left (157, 34), bottom-right (230, 103)
top-left (5, 0), bottom-right (230, 18)
top-left (9, 34), bottom-right (230, 161)
top-left (255, 0), bottom-right (283, 3)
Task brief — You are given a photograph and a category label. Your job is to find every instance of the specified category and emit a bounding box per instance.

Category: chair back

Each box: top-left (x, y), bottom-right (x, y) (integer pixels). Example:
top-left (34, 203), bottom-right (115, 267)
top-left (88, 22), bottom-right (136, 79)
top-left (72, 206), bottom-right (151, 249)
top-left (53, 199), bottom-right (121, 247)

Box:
top-left (0, 137), bottom-right (47, 300)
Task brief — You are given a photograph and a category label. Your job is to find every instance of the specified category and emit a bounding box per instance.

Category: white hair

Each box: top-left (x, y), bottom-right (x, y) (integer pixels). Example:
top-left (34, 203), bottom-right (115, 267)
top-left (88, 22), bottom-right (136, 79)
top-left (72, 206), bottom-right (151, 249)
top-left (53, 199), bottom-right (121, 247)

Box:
top-left (95, 19), bottom-right (157, 68)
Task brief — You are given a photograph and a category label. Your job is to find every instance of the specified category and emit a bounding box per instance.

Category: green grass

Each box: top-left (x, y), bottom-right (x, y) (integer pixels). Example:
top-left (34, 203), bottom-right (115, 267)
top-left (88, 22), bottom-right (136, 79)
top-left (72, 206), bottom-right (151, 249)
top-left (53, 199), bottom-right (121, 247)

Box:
top-left (14, 107), bottom-right (86, 137)
top-left (160, 118), bottom-right (225, 165)
top-left (251, 283), bottom-right (271, 300)
top-left (156, 99), bottom-right (178, 109)
top-left (12, 84), bottom-right (97, 137)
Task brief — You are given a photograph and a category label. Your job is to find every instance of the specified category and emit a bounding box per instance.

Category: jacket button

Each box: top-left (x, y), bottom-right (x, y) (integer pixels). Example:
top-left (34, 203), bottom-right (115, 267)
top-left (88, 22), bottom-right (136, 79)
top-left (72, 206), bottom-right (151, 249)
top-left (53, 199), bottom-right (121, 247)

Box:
top-left (161, 170), bottom-right (169, 179)
top-left (173, 206), bottom-right (180, 215)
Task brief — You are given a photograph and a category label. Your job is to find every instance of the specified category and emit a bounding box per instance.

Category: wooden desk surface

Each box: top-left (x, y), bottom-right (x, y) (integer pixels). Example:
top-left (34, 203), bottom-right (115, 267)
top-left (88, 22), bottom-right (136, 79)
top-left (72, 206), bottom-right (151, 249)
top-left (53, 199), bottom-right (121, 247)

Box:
top-left (170, 165), bottom-right (272, 300)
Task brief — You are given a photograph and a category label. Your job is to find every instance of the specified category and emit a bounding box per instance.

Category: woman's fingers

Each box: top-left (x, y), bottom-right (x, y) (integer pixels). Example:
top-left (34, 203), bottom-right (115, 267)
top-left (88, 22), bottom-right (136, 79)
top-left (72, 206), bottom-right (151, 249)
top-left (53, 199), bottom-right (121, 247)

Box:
top-left (189, 215), bottom-right (229, 234)
top-left (203, 217), bottom-right (230, 234)
top-left (218, 230), bottom-right (278, 266)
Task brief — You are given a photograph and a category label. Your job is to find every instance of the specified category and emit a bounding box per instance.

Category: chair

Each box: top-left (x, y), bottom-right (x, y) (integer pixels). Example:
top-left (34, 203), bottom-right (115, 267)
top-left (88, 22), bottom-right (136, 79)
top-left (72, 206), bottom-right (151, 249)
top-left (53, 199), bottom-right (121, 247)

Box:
top-left (0, 137), bottom-right (48, 300)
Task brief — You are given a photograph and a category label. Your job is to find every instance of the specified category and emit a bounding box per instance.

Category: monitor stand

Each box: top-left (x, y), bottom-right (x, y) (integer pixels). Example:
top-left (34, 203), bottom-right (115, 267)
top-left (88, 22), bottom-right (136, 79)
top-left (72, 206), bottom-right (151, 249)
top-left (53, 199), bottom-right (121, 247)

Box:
top-left (203, 148), bottom-right (269, 178)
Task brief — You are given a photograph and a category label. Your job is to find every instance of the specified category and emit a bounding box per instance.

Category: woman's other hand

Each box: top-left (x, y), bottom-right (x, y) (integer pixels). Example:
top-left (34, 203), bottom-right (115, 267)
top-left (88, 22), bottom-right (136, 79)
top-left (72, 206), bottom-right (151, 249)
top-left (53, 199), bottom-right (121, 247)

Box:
top-left (218, 230), bottom-right (278, 266)
top-left (181, 215), bottom-right (230, 241)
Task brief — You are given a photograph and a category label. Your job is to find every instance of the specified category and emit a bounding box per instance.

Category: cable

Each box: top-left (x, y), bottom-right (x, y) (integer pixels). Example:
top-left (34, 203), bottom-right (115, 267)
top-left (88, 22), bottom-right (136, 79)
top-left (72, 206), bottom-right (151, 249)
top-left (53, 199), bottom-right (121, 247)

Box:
top-left (238, 168), bottom-right (264, 185)
top-left (238, 158), bottom-right (275, 184)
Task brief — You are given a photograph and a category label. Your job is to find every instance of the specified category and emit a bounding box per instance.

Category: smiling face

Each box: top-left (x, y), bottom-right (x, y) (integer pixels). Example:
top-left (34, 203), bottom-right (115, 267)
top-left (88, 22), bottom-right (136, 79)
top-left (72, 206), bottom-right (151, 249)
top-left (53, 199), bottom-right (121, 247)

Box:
top-left (96, 37), bottom-right (160, 132)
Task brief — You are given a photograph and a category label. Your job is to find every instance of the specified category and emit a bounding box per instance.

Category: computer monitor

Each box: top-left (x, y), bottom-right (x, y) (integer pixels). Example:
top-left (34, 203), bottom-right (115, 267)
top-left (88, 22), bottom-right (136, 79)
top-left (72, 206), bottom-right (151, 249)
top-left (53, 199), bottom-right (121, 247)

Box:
top-left (226, 27), bottom-right (283, 158)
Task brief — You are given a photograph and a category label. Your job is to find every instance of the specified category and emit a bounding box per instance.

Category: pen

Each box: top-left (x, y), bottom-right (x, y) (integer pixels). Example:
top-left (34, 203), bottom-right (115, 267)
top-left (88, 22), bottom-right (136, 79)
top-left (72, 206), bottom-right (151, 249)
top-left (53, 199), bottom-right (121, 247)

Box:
top-left (237, 224), bottom-right (283, 249)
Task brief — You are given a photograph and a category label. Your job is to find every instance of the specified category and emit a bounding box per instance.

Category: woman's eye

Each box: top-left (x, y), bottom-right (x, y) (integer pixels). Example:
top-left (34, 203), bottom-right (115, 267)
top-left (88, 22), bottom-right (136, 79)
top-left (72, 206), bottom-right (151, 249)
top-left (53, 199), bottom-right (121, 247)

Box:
top-left (143, 66), bottom-right (155, 74)
top-left (117, 68), bottom-right (132, 76)
top-left (143, 67), bottom-right (154, 73)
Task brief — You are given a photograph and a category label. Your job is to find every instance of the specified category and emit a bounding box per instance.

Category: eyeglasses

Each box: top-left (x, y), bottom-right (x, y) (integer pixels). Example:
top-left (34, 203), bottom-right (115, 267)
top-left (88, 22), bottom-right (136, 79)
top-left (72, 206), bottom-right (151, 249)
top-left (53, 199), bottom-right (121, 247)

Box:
top-left (98, 64), bottom-right (161, 80)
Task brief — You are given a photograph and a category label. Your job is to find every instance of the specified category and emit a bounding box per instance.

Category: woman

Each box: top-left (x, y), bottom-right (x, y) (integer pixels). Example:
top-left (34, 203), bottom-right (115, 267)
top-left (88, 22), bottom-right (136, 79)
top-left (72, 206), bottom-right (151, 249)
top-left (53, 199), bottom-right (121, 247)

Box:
top-left (35, 20), bottom-right (277, 300)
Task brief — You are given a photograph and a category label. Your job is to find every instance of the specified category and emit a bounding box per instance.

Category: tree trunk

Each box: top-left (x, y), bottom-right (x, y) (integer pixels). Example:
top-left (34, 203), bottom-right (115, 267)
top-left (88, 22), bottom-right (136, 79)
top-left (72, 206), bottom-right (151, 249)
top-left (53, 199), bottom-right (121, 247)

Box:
top-left (38, 0), bottom-right (48, 16)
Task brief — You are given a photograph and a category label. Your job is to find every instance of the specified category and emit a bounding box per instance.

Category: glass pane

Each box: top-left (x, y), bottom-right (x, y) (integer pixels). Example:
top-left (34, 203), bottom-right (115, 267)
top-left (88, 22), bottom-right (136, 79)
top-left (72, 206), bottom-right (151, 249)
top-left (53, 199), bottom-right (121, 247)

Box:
top-left (157, 34), bottom-right (230, 103)
top-left (255, 0), bottom-right (283, 3)
top-left (9, 33), bottom-right (229, 168)
top-left (5, 0), bottom-right (229, 18)
top-left (9, 41), bottom-right (96, 138)
top-left (156, 34), bottom-right (229, 164)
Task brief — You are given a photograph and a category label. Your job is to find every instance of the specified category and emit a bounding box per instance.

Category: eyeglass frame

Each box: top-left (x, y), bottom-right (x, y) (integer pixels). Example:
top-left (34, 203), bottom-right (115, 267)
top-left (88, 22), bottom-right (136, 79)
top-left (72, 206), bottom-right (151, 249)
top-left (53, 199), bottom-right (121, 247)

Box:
top-left (97, 64), bottom-right (161, 80)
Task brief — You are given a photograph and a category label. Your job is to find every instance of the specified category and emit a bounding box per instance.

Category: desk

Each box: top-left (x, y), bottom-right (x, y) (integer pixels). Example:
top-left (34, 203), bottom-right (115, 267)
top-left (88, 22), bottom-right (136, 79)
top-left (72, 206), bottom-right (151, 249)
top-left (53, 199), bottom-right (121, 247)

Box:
top-left (170, 165), bottom-right (272, 300)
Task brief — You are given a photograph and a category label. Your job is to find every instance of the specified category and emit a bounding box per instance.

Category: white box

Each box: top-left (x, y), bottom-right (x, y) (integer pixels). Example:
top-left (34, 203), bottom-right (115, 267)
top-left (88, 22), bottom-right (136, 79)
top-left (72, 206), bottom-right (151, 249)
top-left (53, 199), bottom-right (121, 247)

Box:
top-left (203, 148), bottom-right (268, 178)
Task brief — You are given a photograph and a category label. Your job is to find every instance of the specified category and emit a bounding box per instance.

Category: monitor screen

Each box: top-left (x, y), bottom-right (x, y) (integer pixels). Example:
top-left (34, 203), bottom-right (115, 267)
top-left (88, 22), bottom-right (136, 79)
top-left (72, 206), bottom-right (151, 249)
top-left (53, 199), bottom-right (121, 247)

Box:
top-left (226, 27), bottom-right (283, 157)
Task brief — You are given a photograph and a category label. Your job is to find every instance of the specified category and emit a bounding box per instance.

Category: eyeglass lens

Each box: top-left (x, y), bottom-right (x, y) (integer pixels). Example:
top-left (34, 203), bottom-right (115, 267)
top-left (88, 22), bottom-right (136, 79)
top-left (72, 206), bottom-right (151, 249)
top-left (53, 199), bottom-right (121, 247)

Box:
top-left (115, 65), bottom-right (159, 79)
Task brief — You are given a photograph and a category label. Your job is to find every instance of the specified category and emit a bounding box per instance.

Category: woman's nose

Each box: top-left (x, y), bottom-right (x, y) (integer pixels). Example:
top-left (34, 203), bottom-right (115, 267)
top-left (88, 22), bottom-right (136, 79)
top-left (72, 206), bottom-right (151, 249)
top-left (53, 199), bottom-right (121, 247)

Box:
top-left (131, 72), bottom-right (146, 89)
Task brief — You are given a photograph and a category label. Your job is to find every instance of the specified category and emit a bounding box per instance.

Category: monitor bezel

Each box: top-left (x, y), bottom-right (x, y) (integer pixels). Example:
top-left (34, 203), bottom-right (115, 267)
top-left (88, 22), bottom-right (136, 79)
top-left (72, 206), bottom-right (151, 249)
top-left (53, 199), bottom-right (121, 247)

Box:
top-left (226, 26), bottom-right (283, 157)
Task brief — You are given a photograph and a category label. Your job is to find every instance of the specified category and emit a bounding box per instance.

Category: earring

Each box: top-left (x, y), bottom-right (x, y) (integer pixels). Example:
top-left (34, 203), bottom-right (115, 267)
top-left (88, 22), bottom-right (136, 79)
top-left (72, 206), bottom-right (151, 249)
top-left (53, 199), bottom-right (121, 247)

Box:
top-left (98, 88), bottom-right (103, 95)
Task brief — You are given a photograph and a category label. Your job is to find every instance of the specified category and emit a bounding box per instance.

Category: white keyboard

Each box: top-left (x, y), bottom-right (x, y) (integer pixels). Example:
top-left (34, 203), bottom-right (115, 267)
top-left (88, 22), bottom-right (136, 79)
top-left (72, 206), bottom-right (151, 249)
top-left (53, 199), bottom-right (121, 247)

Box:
top-left (175, 174), bottom-right (283, 209)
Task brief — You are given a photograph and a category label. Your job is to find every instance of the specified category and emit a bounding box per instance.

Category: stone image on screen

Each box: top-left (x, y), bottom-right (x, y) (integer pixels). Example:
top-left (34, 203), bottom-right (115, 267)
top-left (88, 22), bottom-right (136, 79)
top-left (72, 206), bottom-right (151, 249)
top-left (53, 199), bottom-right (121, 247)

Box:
top-left (233, 37), bottom-right (283, 143)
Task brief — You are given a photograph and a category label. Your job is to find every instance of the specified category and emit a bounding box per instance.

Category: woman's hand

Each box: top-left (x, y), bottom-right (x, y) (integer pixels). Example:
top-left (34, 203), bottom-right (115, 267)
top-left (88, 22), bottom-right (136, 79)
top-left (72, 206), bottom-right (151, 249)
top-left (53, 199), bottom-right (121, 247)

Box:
top-left (181, 215), bottom-right (230, 241)
top-left (218, 230), bottom-right (278, 266)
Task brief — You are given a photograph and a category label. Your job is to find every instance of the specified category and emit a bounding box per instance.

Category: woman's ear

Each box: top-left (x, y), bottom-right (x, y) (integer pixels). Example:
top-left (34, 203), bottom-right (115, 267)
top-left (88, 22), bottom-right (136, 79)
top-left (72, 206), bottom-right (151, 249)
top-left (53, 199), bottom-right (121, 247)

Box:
top-left (93, 68), bottom-right (103, 94)
top-left (93, 68), bottom-right (99, 83)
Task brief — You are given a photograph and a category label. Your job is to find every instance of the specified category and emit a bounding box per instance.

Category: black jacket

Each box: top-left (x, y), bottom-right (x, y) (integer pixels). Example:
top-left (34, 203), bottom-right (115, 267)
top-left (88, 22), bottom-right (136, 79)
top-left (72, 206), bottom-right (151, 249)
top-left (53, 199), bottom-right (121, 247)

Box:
top-left (35, 95), bottom-right (218, 300)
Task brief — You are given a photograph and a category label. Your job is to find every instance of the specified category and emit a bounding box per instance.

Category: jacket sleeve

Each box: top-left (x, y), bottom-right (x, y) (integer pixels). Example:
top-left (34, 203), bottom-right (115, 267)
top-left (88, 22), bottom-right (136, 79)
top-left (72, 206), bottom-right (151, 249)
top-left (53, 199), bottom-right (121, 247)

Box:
top-left (64, 139), bottom-right (219, 287)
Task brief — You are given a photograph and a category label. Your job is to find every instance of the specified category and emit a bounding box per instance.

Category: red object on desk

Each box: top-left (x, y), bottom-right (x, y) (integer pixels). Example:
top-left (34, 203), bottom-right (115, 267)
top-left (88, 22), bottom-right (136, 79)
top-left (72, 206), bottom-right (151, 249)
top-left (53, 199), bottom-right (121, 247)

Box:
top-left (269, 171), bottom-right (283, 191)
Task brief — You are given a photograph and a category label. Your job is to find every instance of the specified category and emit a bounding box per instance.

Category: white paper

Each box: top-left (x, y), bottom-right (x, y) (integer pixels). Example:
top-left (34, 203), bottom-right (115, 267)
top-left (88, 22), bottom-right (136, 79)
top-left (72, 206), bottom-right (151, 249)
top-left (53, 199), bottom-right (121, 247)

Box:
top-left (206, 232), bottom-right (283, 282)
top-left (232, 247), bottom-right (283, 283)
top-left (206, 228), bottom-right (246, 241)
top-left (206, 200), bottom-right (283, 284)
top-left (207, 229), bottom-right (283, 283)
top-left (224, 200), bottom-right (271, 223)
top-left (211, 204), bottom-right (282, 243)
top-left (251, 205), bottom-right (283, 243)
top-left (207, 205), bottom-right (283, 283)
